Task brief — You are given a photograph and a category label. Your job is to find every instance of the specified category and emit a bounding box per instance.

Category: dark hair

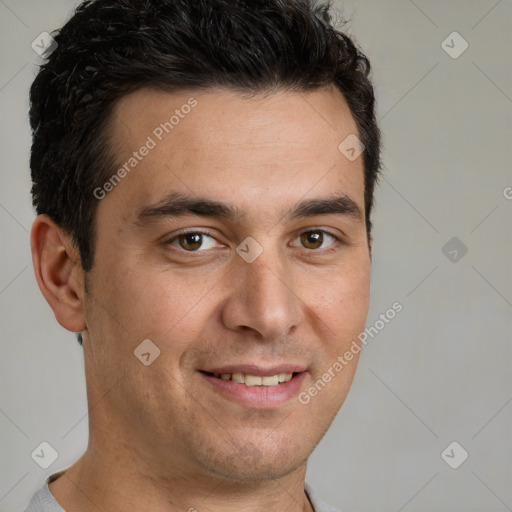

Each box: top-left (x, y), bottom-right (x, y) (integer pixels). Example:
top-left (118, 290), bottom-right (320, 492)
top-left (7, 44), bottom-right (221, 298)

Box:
top-left (30, 0), bottom-right (381, 269)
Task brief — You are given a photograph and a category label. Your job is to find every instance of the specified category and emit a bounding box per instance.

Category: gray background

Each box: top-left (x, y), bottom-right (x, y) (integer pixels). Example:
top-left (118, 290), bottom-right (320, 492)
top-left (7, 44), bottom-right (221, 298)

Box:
top-left (1, 0), bottom-right (511, 511)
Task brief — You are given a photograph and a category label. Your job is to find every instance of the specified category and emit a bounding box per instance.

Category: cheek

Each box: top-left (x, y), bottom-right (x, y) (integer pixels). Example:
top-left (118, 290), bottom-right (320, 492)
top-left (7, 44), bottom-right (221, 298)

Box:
top-left (341, 267), bottom-right (370, 328)
top-left (299, 265), bottom-right (369, 416)
top-left (104, 264), bottom-right (220, 350)
top-left (307, 259), bottom-right (370, 342)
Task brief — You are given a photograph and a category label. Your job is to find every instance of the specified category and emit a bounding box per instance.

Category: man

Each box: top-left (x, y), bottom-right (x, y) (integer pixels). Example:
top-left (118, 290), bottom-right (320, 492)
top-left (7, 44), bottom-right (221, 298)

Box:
top-left (26, 0), bottom-right (380, 510)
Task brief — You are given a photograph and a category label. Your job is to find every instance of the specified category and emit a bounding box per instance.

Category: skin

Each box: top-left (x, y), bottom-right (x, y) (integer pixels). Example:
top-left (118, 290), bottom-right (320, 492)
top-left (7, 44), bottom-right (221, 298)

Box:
top-left (31, 85), bottom-right (371, 512)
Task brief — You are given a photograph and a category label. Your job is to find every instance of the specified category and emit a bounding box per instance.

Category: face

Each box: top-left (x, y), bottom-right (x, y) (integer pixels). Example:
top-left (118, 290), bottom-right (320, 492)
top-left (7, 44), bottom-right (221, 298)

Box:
top-left (82, 86), bottom-right (371, 482)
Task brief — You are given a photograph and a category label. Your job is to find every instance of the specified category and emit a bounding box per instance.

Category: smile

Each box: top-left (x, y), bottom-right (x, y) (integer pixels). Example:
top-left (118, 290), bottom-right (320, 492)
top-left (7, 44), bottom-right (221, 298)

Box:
top-left (201, 371), bottom-right (296, 386)
top-left (198, 368), bottom-right (308, 409)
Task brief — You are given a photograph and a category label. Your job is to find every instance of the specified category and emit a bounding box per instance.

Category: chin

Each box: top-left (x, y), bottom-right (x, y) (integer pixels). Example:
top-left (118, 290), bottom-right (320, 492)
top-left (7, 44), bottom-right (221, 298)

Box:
top-left (201, 435), bottom-right (310, 483)
top-left (214, 458), bottom-right (306, 483)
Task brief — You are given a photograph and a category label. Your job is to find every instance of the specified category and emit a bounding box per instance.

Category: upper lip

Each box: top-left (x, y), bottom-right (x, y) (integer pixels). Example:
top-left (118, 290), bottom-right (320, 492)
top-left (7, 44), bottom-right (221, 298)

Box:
top-left (200, 364), bottom-right (307, 376)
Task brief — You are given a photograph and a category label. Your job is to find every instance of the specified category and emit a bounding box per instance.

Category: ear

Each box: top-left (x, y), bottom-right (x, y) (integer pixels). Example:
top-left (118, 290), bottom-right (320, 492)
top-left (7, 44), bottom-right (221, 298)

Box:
top-left (30, 214), bottom-right (86, 333)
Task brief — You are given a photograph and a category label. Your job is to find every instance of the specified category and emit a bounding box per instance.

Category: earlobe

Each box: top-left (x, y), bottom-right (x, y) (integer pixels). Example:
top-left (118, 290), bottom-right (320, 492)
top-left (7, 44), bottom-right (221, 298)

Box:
top-left (30, 214), bottom-right (87, 333)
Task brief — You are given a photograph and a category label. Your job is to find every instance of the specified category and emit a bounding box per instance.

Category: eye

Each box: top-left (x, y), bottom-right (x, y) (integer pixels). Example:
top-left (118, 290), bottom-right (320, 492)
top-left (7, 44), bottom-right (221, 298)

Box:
top-left (168, 231), bottom-right (221, 252)
top-left (291, 229), bottom-right (340, 250)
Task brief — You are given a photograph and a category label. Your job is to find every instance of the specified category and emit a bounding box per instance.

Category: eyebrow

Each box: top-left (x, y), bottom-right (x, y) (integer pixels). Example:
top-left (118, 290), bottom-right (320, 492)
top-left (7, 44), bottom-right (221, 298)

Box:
top-left (133, 191), bottom-right (363, 227)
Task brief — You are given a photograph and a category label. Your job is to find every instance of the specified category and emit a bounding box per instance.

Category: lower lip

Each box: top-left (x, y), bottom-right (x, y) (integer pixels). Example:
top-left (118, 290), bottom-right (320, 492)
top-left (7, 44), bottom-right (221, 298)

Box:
top-left (199, 371), bottom-right (308, 409)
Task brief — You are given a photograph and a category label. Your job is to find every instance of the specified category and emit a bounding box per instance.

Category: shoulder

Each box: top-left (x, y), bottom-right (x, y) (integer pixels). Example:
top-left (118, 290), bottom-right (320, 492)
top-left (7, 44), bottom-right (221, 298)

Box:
top-left (305, 481), bottom-right (343, 512)
top-left (23, 472), bottom-right (66, 512)
top-left (25, 474), bottom-right (339, 512)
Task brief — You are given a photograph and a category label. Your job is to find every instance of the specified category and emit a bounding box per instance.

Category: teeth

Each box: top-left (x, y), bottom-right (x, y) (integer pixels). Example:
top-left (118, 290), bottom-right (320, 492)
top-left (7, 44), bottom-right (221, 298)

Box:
top-left (211, 372), bottom-right (294, 386)
top-left (262, 375), bottom-right (279, 386)
top-left (245, 375), bottom-right (262, 386)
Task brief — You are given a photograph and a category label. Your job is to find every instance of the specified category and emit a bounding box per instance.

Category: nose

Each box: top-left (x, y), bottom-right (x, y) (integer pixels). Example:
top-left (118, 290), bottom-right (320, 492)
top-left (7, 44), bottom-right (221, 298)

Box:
top-left (221, 251), bottom-right (303, 341)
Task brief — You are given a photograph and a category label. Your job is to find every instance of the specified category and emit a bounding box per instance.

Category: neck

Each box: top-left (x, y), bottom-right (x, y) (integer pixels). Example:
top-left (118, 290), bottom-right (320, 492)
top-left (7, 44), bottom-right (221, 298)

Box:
top-left (49, 436), bottom-right (315, 512)
top-left (50, 354), bottom-right (316, 511)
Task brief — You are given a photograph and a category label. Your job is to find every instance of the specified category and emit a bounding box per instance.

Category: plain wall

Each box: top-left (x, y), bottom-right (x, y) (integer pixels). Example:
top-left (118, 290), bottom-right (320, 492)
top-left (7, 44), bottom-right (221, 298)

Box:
top-left (1, 1), bottom-right (510, 511)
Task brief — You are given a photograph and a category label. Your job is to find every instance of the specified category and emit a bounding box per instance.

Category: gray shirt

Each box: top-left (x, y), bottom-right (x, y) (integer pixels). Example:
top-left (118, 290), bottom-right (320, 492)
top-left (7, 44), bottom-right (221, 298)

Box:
top-left (24, 472), bottom-right (340, 512)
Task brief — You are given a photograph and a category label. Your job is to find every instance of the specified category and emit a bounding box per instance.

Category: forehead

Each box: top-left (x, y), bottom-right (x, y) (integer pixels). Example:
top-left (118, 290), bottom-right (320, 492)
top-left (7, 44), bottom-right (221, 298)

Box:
top-left (110, 85), bottom-right (358, 150)
top-left (101, 86), bottom-right (364, 225)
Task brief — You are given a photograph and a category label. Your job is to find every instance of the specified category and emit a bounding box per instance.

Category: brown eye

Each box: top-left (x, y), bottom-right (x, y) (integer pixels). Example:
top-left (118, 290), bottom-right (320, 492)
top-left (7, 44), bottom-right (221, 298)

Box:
top-left (168, 231), bottom-right (220, 252)
top-left (300, 230), bottom-right (324, 249)
top-left (291, 229), bottom-right (340, 251)
top-left (178, 233), bottom-right (203, 251)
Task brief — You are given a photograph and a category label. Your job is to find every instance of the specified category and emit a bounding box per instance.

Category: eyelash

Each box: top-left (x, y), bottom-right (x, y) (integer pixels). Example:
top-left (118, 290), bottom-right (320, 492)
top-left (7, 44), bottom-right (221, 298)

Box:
top-left (164, 228), bottom-right (344, 255)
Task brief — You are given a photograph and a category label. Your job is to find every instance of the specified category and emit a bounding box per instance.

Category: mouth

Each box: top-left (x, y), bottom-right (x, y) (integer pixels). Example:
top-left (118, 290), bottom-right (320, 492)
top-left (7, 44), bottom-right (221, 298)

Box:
top-left (198, 366), bottom-right (308, 409)
top-left (199, 370), bottom-right (299, 386)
